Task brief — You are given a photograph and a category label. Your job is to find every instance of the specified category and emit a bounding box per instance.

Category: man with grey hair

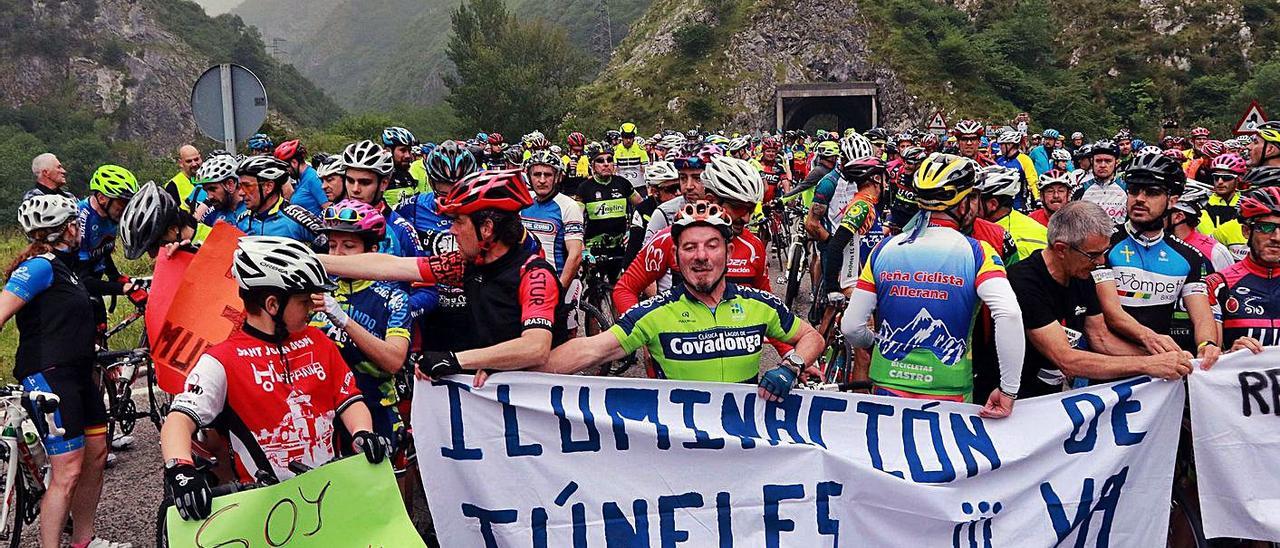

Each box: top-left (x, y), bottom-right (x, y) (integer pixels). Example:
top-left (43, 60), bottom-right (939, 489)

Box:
top-left (1007, 201), bottom-right (1194, 398)
top-left (22, 152), bottom-right (75, 204)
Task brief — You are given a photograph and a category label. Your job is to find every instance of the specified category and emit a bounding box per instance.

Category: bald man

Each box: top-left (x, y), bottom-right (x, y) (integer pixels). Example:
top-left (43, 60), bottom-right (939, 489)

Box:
top-left (165, 145), bottom-right (203, 212)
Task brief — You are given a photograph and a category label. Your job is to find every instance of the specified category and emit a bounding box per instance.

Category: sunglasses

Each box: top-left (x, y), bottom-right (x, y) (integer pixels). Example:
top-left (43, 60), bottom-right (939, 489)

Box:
top-left (324, 206), bottom-right (365, 223)
top-left (1211, 173), bottom-right (1238, 181)
top-left (1252, 221), bottom-right (1280, 234)
top-left (1125, 186), bottom-right (1167, 197)
top-left (594, 157), bottom-right (614, 164)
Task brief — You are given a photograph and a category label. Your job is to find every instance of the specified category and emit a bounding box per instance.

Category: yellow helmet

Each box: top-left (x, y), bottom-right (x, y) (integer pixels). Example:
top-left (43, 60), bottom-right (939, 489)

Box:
top-left (914, 153), bottom-right (978, 211)
top-left (813, 140), bottom-right (840, 158)
top-left (619, 122), bottom-right (637, 137)
top-left (1256, 121), bottom-right (1280, 144)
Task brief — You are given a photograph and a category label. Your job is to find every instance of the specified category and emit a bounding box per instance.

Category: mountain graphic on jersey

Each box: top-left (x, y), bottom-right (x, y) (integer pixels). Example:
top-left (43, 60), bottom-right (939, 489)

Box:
top-left (878, 308), bottom-right (967, 364)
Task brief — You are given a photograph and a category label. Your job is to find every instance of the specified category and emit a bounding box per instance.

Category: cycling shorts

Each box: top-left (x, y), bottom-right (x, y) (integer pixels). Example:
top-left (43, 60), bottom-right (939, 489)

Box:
top-left (872, 385), bottom-right (968, 403)
top-left (21, 367), bottom-right (108, 455)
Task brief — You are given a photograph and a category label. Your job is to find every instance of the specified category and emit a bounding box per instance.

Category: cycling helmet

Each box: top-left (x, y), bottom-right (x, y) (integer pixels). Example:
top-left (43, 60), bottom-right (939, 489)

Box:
top-left (381, 127), bottom-right (417, 148)
top-left (921, 133), bottom-right (940, 150)
top-left (503, 145), bottom-right (525, 165)
top-left (566, 132), bottom-right (587, 148)
top-left (605, 130), bottom-right (622, 141)
top-left (1212, 153), bottom-right (1248, 175)
top-left (841, 157), bottom-right (887, 184)
top-left (644, 161), bottom-right (680, 186)
top-left (914, 153), bottom-right (977, 211)
top-left (1042, 129), bottom-right (1061, 139)
top-left (726, 136), bottom-right (751, 153)
top-left (437, 169), bottom-right (533, 216)
top-left (1072, 144), bottom-right (1094, 160)
top-left (341, 140), bottom-right (394, 176)
top-left (90, 164), bottom-right (139, 199)
top-left (952, 120), bottom-right (984, 138)
top-left (1242, 167), bottom-right (1280, 190)
top-left (1190, 127), bottom-right (1211, 138)
top-left (901, 146), bottom-right (928, 165)
top-left (1132, 138), bottom-right (1147, 151)
top-left (976, 166), bottom-right (1021, 198)
top-left (1198, 139), bottom-right (1225, 158)
top-left (1123, 151), bottom-right (1186, 194)
top-left (1071, 132), bottom-right (1084, 140)
top-left (273, 139), bottom-right (307, 163)
top-left (619, 122), bottom-right (637, 137)
top-left (864, 127), bottom-right (890, 145)
top-left (659, 133), bottom-right (688, 152)
top-left (706, 134), bottom-right (731, 147)
top-left (321, 199), bottom-right (387, 243)
top-left (671, 200), bottom-right (732, 242)
top-left (814, 141), bottom-right (840, 158)
top-left (526, 135), bottom-right (551, 150)
top-left (233, 236), bottom-right (336, 293)
top-left (194, 154), bottom-right (239, 184)
top-left (584, 141), bottom-right (609, 160)
top-left (1113, 130), bottom-right (1133, 142)
top-left (487, 133), bottom-right (505, 146)
top-left (701, 156), bottom-right (764, 203)
top-left (996, 130), bottom-right (1021, 145)
top-left (316, 155), bottom-right (346, 179)
top-left (549, 144), bottom-right (563, 156)
top-left (425, 141), bottom-right (478, 183)
top-left (1241, 185), bottom-right (1280, 223)
top-left (247, 133), bottom-right (274, 152)
top-left (1162, 148), bottom-right (1187, 160)
top-left (524, 149), bottom-right (564, 173)
top-left (760, 136), bottom-right (781, 151)
top-left (18, 194), bottom-right (79, 239)
top-left (236, 156), bottom-right (290, 185)
top-left (119, 182), bottom-right (180, 260)
top-left (696, 143), bottom-right (724, 162)
top-left (1172, 179), bottom-right (1212, 218)
top-left (1038, 168), bottom-right (1075, 190)
top-left (1051, 148), bottom-right (1072, 162)
top-left (1138, 145), bottom-right (1163, 156)
top-left (1090, 140), bottom-right (1120, 158)
top-left (1257, 121), bottom-right (1280, 144)
top-left (839, 132), bottom-right (874, 163)
top-left (476, 132), bottom-right (489, 143)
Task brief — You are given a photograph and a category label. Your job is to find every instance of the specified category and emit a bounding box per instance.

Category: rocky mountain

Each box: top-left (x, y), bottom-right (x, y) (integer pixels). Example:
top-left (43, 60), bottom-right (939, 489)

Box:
top-left (193, 0), bottom-right (240, 14)
top-left (233, 0), bottom-right (651, 111)
top-left (568, 0), bottom-right (1280, 137)
top-left (0, 0), bottom-right (341, 155)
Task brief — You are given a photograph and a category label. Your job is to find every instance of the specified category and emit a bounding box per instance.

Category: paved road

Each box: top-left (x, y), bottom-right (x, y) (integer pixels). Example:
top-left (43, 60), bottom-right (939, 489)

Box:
top-left (34, 249), bottom-right (818, 547)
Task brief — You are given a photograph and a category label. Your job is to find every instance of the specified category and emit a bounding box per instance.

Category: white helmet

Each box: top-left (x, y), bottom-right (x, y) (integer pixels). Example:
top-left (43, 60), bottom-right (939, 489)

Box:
top-left (1172, 179), bottom-right (1213, 217)
top-left (316, 155), bottom-right (345, 179)
top-left (1139, 145), bottom-right (1162, 156)
top-left (700, 156), bottom-right (764, 203)
top-left (644, 161), bottom-right (679, 186)
top-left (1051, 148), bottom-right (1071, 162)
top-left (659, 134), bottom-right (687, 152)
top-left (232, 236), bottom-right (337, 293)
top-left (341, 140), bottom-right (393, 176)
top-left (195, 154), bottom-right (239, 184)
top-left (976, 166), bottom-right (1021, 198)
top-left (17, 194), bottom-right (78, 239)
top-left (1038, 169), bottom-right (1077, 190)
top-left (839, 132), bottom-right (874, 164)
top-left (727, 136), bottom-right (751, 153)
top-left (996, 130), bottom-right (1022, 145)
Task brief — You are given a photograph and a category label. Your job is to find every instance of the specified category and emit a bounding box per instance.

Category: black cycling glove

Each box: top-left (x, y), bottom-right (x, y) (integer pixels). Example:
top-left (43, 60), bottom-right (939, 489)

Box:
top-left (416, 351), bottom-right (462, 378)
top-left (352, 431), bottom-right (390, 464)
top-left (164, 460), bottom-right (212, 521)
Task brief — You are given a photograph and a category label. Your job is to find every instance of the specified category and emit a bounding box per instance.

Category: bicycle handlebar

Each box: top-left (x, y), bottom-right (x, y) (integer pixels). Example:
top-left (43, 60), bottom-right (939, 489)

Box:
top-left (801, 380), bottom-right (874, 392)
top-left (95, 348), bottom-right (148, 364)
top-left (0, 387), bottom-right (64, 437)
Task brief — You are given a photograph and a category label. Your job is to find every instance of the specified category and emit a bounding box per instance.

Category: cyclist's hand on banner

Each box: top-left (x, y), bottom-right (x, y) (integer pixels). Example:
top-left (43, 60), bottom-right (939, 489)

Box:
top-left (758, 365), bottom-right (798, 402)
top-left (416, 351), bottom-right (462, 379)
top-left (799, 365), bottom-right (825, 384)
top-left (164, 460), bottom-right (212, 521)
top-left (1197, 342), bottom-right (1221, 370)
top-left (352, 430), bottom-right (390, 464)
top-left (1139, 330), bottom-right (1181, 356)
top-left (1228, 336), bottom-right (1264, 356)
top-left (1145, 350), bottom-right (1194, 379)
top-left (472, 369), bottom-right (490, 389)
top-left (979, 389), bottom-right (1016, 419)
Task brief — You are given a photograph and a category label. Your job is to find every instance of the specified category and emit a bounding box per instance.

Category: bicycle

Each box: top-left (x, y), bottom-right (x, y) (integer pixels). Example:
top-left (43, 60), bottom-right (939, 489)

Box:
top-left (781, 206), bottom-right (815, 311)
top-left (812, 293), bottom-right (858, 386)
top-left (576, 251), bottom-right (635, 376)
top-left (0, 386), bottom-right (62, 548)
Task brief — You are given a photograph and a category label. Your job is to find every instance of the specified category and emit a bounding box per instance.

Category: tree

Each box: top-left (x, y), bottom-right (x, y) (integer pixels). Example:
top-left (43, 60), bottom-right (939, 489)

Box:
top-left (444, 0), bottom-right (591, 136)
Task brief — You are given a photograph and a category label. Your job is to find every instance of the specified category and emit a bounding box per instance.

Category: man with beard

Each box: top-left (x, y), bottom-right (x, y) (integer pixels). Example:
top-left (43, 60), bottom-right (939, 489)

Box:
top-left (1029, 169), bottom-right (1074, 227)
top-left (538, 200), bottom-right (824, 403)
top-left (1207, 186), bottom-right (1280, 352)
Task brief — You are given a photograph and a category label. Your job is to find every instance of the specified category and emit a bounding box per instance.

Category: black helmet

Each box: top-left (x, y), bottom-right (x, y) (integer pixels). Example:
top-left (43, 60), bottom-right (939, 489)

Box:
top-left (1090, 140), bottom-right (1120, 158)
top-left (426, 140), bottom-right (478, 184)
top-left (1123, 151), bottom-right (1186, 194)
top-left (864, 127), bottom-right (890, 144)
top-left (1242, 166), bottom-right (1280, 190)
top-left (119, 182), bottom-right (180, 260)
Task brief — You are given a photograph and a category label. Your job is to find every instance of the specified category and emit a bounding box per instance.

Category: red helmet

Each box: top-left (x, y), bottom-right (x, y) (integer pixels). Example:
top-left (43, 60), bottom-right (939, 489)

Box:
top-left (1190, 127), bottom-right (1211, 138)
top-left (273, 139), bottom-right (307, 162)
top-left (487, 133), bottom-right (505, 146)
top-left (761, 136), bottom-right (781, 151)
top-left (1200, 139), bottom-right (1225, 157)
top-left (1239, 186), bottom-right (1280, 222)
top-left (436, 169), bottom-right (533, 216)
top-left (952, 120), bottom-right (984, 138)
top-left (566, 132), bottom-right (587, 147)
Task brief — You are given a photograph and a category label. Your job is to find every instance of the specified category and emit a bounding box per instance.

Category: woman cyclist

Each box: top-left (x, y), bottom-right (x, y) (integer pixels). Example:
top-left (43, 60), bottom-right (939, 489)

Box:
top-left (0, 195), bottom-right (128, 548)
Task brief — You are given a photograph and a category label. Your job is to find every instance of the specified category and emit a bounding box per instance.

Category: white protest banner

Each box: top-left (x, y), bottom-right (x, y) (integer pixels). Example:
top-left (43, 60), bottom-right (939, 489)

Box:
top-left (413, 372), bottom-right (1182, 547)
top-left (1189, 348), bottom-right (1280, 542)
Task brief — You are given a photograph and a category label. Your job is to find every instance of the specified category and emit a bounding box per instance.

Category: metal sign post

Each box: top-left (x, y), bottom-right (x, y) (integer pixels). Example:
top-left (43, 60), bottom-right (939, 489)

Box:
top-left (191, 64), bottom-right (269, 154)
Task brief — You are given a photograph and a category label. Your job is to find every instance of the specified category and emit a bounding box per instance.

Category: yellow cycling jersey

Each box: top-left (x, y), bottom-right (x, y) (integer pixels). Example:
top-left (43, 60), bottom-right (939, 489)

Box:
top-left (1213, 219), bottom-right (1248, 261)
top-left (995, 210), bottom-right (1047, 258)
top-left (562, 154), bottom-right (590, 178)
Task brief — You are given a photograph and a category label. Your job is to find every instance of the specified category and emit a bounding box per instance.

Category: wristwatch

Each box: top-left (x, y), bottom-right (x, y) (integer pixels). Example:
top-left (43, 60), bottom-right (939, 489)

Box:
top-left (780, 351), bottom-right (805, 374)
top-left (164, 458), bottom-right (193, 470)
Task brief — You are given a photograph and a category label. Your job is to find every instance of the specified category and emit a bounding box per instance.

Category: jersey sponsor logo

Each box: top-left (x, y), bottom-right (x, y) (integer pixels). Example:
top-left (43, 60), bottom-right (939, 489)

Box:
top-left (521, 218), bottom-right (557, 235)
top-left (588, 199), bottom-right (627, 220)
top-left (659, 325), bottom-right (766, 360)
top-left (1113, 269), bottom-right (1183, 305)
top-left (523, 267), bottom-right (553, 306)
top-left (878, 308), bottom-right (967, 365)
top-left (877, 270), bottom-right (966, 287)
top-left (11, 266), bottom-right (30, 282)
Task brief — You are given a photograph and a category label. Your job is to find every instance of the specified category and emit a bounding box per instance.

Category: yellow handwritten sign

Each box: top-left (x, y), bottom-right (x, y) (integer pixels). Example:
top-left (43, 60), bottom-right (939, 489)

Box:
top-left (166, 457), bottom-right (424, 548)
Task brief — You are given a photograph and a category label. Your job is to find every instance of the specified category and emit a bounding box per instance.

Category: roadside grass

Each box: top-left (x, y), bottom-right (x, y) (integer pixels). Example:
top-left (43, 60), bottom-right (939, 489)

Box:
top-left (0, 228), bottom-right (152, 384)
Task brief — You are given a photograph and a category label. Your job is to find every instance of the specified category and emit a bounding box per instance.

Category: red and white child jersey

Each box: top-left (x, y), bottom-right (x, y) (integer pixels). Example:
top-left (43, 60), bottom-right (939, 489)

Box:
top-left (170, 325), bottom-right (361, 482)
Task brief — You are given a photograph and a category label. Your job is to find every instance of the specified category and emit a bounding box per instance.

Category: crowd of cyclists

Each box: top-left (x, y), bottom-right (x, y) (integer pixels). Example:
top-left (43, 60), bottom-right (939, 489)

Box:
top-left (5, 114), bottom-right (1280, 546)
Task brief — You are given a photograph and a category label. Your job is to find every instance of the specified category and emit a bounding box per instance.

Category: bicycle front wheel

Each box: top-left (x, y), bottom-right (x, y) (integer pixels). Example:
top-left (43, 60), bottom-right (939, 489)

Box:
top-left (784, 244), bottom-right (807, 309)
top-left (0, 450), bottom-right (26, 548)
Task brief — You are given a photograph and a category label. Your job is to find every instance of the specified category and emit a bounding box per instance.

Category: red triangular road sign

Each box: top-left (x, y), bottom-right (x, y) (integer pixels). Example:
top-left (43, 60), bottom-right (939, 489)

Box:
top-left (926, 111), bottom-right (948, 131)
top-left (1234, 100), bottom-right (1269, 135)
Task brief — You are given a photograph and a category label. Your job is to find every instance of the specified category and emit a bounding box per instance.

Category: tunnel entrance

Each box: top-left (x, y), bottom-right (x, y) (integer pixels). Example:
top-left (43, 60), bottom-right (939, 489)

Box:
top-left (776, 83), bottom-right (878, 133)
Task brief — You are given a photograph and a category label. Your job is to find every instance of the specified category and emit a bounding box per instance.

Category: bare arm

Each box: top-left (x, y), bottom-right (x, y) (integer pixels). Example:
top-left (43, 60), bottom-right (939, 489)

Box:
top-left (537, 332), bottom-right (627, 375)
top-left (1185, 293), bottom-right (1221, 368)
top-left (560, 239), bottom-right (584, 288)
top-left (458, 329), bottom-right (554, 371)
top-left (339, 401), bottom-right (374, 436)
top-left (344, 323), bottom-right (410, 375)
top-left (159, 412), bottom-right (198, 462)
top-left (319, 253), bottom-right (423, 283)
top-left (1083, 314), bottom-right (1147, 356)
top-left (1094, 279), bottom-right (1179, 354)
top-left (0, 291), bottom-right (26, 330)
top-left (1030, 319), bottom-right (1191, 380)
top-left (785, 318), bottom-right (825, 365)
top-left (804, 203), bottom-right (829, 241)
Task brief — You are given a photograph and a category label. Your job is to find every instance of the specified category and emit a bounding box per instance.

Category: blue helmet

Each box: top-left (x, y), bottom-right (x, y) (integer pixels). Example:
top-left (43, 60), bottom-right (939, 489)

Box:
top-left (475, 132), bottom-right (489, 143)
top-left (1042, 129), bottom-right (1061, 139)
top-left (247, 133), bottom-right (274, 152)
